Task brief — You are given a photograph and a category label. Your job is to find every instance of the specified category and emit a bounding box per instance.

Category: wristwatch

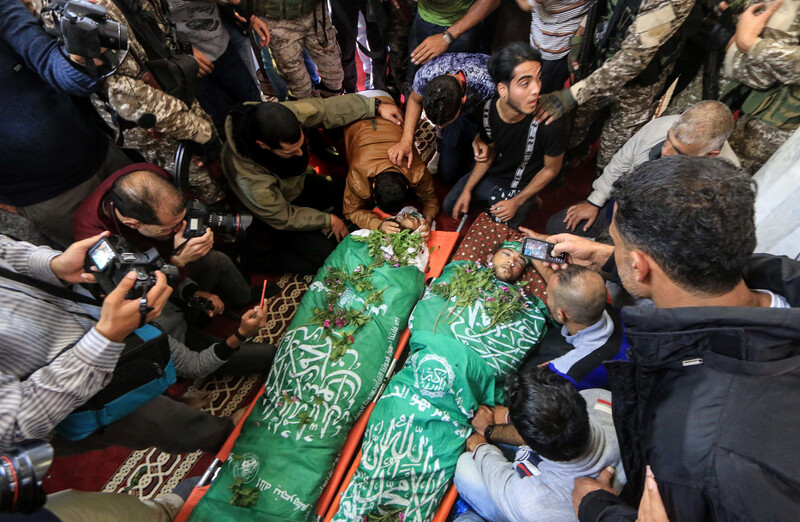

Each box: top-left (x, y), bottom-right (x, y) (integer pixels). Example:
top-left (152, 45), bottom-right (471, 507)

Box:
top-left (483, 424), bottom-right (496, 442)
top-left (442, 29), bottom-right (455, 45)
top-left (234, 329), bottom-right (250, 343)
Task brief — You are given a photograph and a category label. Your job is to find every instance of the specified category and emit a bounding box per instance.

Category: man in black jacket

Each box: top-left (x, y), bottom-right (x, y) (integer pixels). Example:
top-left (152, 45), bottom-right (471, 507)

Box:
top-left (525, 155), bottom-right (800, 520)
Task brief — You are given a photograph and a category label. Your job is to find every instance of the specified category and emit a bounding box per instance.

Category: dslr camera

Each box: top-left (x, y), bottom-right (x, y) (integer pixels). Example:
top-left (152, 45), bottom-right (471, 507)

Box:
top-left (41, 0), bottom-right (128, 73)
top-left (0, 440), bottom-right (53, 513)
top-left (86, 236), bottom-right (179, 299)
top-left (184, 200), bottom-right (253, 239)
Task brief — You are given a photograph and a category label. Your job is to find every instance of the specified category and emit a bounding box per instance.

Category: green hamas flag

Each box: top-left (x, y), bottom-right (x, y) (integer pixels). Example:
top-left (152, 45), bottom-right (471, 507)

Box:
top-left (333, 260), bottom-right (549, 521)
top-left (189, 233), bottom-right (425, 521)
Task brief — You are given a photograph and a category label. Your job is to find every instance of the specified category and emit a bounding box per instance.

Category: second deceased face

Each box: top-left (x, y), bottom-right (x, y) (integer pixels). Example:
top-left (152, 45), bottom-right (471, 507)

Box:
top-left (492, 248), bottom-right (526, 283)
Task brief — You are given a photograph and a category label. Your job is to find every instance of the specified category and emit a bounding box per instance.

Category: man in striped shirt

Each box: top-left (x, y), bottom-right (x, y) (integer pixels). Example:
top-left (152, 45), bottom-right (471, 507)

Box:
top-left (515, 0), bottom-right (591, 93)
top-left (0, 233), bottom-right (269, 455)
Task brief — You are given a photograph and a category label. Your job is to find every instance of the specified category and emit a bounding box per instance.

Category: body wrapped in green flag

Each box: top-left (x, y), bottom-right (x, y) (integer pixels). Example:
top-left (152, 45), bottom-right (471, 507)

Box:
top-left (189, 232), bottom-right (425, 521)
top-left (333, 260), bottom-right (549, 521)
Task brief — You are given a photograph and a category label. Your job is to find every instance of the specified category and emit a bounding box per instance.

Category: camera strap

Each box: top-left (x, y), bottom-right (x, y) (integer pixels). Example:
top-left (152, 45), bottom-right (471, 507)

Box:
top-left (0, 266), bottom-right (101, 307)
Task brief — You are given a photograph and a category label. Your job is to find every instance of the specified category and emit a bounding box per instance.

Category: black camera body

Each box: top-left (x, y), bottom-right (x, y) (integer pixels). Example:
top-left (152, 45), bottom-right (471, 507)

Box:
top-left (0, 440), bottom-right (53, 513)
top-left (86, 236), bottom-right (179, 299)
top-left (41, 0), bottom-right (128, 62)
top-left (184, 200), bottom-right (252, 239)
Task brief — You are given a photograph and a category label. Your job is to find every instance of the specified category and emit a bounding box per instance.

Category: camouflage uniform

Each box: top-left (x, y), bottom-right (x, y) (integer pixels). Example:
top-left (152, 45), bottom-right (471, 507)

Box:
top-left (259, 1), bottom-right (343, 99)
top-left (722, 0), bottom-right (800, 173)
top-left (568, 0), bottom-right (696, 168)
top-left (385, 0), bottom-right (417, 96)
top-left (92, 0), bottom-right (223, 202)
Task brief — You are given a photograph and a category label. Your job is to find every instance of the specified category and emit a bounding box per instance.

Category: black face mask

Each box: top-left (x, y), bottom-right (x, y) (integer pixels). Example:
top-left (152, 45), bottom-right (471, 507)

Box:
top-left (248, 143), bottom-right (310, 179)
top-left (649, 140), bottom-right (665, 161)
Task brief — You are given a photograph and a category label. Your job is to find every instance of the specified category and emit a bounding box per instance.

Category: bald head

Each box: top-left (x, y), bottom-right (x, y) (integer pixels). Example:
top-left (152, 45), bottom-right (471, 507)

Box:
top-left (111, 170), bottom-right (185, 226)
top-left (670, 100), bottom-right (734, 155)
top-left (549, 266), bottom-right (606, 326)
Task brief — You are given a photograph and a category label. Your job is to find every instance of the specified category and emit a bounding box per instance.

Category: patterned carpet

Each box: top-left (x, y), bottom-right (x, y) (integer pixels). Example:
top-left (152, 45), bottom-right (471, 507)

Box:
top-left (43, 273), bottom-right (313, 500)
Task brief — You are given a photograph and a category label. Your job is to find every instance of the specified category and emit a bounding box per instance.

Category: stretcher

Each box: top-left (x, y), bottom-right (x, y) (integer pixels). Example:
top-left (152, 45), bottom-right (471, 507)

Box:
top-left (318, 214), bottom-right (552, 521)
top-left (174, 229), bottom-right (460, 522)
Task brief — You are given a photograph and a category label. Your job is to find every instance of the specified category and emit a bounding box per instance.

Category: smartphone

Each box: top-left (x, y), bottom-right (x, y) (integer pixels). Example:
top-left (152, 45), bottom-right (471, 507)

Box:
top-left (87, 237), bottom-right (118, 271)
top-left (521, 237), bottom-right (566, 265)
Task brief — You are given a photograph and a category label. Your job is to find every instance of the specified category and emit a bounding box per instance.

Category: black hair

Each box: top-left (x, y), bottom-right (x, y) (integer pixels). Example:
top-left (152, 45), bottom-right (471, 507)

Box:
top-left (488, 42), bottom-right (542, 85)
top-left (421, 75), bottom-right (463, 125)
top-left (111, 170), bottom-right (185, 225)
top-left (611, 155), bottom-right (757, 295)
top-left (507, 366), bottom-right (590, 462)
top-left (552, 266), bottom-right (607, 325)
top-left (249, 102), bottom-right (302, 149)
top-left (373, 170), bottom-right (410, 215)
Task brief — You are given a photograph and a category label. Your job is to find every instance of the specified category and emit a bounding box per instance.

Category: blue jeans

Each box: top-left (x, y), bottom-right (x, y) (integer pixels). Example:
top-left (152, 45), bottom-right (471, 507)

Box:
top-left (437, 112), bottom-right (480, 185)
top-left (406, 11), bottom-right (483, 87)
top-left (261, 47), bottom-right (320, 101)
top-left (194, 42), bottom-right (263, 129)
top-left (453, 452), bottom-right (512, 522)
top-left (443, 174), bottom-right (537, 228)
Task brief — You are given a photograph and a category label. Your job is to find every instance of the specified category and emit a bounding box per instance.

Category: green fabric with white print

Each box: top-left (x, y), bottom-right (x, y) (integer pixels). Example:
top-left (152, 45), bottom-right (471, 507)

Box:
top-left (333, 261), bottom-right (549, 522)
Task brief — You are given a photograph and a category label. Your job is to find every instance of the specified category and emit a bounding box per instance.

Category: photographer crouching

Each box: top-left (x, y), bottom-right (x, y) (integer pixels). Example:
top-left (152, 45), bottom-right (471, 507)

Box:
top-left (0, 231), bottom-right (272, 457)
top-left (72, 164), bottom-right (271, 364)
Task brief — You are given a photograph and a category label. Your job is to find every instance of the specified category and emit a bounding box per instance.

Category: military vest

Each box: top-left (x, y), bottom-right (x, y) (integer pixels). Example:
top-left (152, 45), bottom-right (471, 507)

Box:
top-left (724, 81), bottom-right (800, 131)
top-left (256, 0), bottom-right (319, 19)
top-left (590, 0), bottom-right (694, 86)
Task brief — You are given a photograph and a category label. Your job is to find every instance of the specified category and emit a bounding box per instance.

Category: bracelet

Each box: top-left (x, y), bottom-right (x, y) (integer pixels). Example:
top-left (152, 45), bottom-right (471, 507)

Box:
top-left (233, 329), bottom-right (250, 343)
top-left (443, 30), bottom-right (455, 45)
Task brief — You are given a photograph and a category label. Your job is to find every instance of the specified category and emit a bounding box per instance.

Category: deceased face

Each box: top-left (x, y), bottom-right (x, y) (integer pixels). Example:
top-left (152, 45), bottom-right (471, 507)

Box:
top-left (492, 248), bottom-right (526, 283)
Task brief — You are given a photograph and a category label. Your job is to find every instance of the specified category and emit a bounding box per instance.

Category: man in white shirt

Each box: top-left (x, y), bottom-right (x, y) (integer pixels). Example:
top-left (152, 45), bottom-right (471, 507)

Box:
top-left (546, 100), bottom-right (740, 238)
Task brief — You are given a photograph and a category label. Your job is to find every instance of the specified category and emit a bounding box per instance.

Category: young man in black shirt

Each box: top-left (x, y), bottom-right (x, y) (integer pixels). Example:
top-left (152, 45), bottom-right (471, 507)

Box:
top-left (444, 43), bottom-right (566, 227)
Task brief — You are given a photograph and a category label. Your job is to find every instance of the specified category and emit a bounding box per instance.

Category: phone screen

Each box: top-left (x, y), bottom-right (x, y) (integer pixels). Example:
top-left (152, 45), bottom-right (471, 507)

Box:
top-left (522, 237), bottom-right (565, 264)
top-left (90, 239), bottom-right (116, 271)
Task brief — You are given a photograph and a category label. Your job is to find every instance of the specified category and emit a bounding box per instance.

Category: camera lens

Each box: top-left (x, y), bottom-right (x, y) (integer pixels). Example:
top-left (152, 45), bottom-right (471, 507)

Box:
top-left (0, 441), bottom-right (53, 513)
top-left (208, 212), bottom-right (252, 239)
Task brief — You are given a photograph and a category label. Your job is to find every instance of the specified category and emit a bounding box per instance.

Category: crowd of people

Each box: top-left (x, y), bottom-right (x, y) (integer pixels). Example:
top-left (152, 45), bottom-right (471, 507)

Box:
top-left (1, 0), bottom-right (799, 520)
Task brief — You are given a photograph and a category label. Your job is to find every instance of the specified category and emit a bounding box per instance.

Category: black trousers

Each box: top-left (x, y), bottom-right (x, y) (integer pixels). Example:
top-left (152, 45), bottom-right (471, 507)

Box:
top-left (241, 175), bottom-right (346, 275)
top-left (332, 0), bottom-right (388, 93)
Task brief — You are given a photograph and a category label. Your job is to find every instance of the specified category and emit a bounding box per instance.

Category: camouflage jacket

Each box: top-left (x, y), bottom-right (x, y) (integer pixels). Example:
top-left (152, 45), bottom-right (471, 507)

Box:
top-left (94, 0), bottom-right (215, 145)
top-left (723, 0), bottom-right (800, 89)
top-left (222, 95), bottom-right (377, 231)
top-left (569, 0), bottom-right (696, 104)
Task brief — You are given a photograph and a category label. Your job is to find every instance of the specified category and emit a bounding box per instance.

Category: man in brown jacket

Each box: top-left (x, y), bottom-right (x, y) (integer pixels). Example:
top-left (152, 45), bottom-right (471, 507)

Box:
top-left (343, 96), bottom-right (439, 238)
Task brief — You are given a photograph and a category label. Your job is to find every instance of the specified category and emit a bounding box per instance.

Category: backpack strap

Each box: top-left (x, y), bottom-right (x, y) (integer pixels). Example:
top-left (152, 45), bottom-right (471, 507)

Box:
top-left (510, 118), bottom-right (540, 190)
top-left (482, 98), bottom-right (493, 141)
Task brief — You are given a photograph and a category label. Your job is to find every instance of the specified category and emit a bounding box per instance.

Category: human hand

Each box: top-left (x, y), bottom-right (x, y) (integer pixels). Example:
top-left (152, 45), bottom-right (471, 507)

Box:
top-left (452, 192), bottom-right (471, 220)
top-left (95, 271), bottom-right (172, 342)
top-left (250, 15), bottom-right (271, 46)
top-left (638, 466), bottom-right (670, 522)
top-left (194, 290), bottom-right (224, 317)
top-left (535, 89), bottom-right (577, 125)
top-left (492, 405), bottom-right (509, 425)
top-left (490, 198), bottom-right (522, 223)
top-left (330, 214), bottom-right (349, 242)
top-left (736, 1), bottom-right (782, 53)
top-left (410, 33), bottom-right (449, 65)
top-left (172, 223), bottom-right (214, 266)
top-left (546, 233), bottom-right (614, 271)
top-left (572, 466), bottom-right (617, 517)
top-left (473, 134), bottom-right (491, 163)
top-left (388, 139), bottom-right (414, 168)
top-left (68, 50), bottom-right (109, 68)
top-left (238, 305), bottom-right (267, 338)
top-left (564, 201), bottom-right (601, 232)
top-left (466, 432), bottom-right (487, 451)
top-left (418, 219), bottom-right (432, 241)
top-left (378, 102), bottom-right (404, 126)
top-left (378, 219), bottom-right (402, 234)
top-left (50, 231), bottom-right (110, 284)
top-left (192, 47), bottom-right (214, 77)
top-left (471, 405), bottom-right (494, 435)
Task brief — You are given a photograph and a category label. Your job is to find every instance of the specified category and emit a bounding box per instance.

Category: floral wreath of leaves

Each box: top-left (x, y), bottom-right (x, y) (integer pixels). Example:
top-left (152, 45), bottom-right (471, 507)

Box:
top-left (430, 261), bottom-right (530, 333)
top-left (352, 228), bottom-right (425, 268)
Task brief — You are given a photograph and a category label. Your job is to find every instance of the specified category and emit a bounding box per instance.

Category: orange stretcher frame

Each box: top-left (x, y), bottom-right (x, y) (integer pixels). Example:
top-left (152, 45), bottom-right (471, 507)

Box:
top-left (174, 229), bottom-right (460, 522)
